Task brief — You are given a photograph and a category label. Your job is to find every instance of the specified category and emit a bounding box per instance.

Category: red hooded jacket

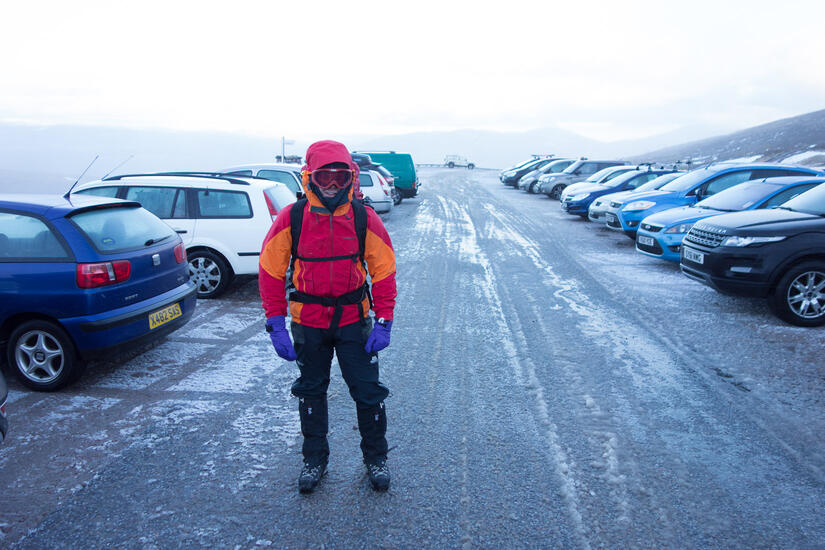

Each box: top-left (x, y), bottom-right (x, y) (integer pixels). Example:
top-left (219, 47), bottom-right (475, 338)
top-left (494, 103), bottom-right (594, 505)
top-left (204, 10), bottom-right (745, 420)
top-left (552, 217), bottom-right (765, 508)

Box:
top-left (259, 140), bottom-right (396, 328)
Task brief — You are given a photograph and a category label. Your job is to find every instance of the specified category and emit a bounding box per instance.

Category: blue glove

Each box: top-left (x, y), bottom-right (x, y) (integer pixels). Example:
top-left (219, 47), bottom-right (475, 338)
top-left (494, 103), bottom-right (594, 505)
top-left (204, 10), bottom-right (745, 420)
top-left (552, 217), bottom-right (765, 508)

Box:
top-left (266, 316), bottom-right (297, 361)
top-left (365, 319), bottom-right (392, 354)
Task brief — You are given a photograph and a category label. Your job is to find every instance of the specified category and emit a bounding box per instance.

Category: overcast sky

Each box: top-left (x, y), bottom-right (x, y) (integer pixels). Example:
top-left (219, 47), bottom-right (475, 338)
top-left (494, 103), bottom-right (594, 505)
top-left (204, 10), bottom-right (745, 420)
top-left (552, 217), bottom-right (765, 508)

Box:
top-left (1, 0), bottom-right (823, 142)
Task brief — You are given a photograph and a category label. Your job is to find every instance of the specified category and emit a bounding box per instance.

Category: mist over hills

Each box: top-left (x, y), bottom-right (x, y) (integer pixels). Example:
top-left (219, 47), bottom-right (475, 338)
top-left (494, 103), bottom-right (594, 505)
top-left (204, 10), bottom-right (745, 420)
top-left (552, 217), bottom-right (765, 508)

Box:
top-left (628, 108), bottom-right (825, 167)
top-left (0, 109), bottom-right (822, 195)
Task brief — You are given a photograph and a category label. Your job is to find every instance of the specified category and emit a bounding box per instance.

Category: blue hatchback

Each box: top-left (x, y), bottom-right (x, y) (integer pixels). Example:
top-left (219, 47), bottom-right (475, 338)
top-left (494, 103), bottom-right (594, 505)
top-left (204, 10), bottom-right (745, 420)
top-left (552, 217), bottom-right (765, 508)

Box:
top-left (611, 163), bottom-right (823, 239)
top-left (560, 168), bottom-right (680, 218)
top-left (0, 195), bottom-right (197, 391)
top-left (635, 176), bottom-right (825, 262)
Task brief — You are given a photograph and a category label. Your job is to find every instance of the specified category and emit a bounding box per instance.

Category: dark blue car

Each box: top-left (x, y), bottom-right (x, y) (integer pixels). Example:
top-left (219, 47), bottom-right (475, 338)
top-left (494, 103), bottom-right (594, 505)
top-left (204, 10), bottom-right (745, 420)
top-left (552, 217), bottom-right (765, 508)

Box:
top-left (0, 194), bottom-right (197, 391)
top-left (610, 163), bottom-right (824, 239)
top-left (560, 168), bottom-right (680, 218)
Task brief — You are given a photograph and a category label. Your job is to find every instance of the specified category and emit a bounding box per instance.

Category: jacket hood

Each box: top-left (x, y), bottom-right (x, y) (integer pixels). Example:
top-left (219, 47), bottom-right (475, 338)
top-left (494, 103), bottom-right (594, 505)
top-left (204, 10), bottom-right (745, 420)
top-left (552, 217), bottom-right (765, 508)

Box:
top-left (300, 140), bottom-right (361, 213)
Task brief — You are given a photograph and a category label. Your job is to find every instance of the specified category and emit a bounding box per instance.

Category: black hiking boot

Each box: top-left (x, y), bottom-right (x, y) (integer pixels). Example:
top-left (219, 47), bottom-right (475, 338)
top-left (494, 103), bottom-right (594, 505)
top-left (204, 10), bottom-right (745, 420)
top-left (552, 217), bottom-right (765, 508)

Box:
top-left (366, 459), bottom-right (390, 491)
top-left (298, 461), bottom-right (327, 493)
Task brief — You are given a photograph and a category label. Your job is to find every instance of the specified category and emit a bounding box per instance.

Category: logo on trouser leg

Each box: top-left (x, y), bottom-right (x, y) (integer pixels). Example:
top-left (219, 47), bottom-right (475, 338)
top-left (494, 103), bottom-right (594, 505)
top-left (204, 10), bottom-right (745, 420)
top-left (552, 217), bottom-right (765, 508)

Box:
top-left (308, 407), bottom-right (312, 415)
top-left (374, 414), bottom-right (379, 421)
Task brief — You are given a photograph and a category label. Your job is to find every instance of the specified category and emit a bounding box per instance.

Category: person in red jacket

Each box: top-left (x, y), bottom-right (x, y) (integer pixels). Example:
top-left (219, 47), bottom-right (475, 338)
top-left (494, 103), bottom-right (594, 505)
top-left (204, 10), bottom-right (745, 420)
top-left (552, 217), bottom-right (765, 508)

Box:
top-left (259, 140), bottom-right (397, 493)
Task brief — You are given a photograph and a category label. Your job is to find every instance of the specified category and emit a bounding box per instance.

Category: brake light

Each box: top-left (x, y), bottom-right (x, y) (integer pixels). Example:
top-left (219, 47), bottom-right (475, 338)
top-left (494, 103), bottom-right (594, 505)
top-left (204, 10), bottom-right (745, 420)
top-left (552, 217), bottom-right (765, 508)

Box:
top-left (174, 243), bottom-right (186, 264)
top-left (76, 260), bottom-right (131, 288)
top-left (264, 191), bottom-right (278, 221)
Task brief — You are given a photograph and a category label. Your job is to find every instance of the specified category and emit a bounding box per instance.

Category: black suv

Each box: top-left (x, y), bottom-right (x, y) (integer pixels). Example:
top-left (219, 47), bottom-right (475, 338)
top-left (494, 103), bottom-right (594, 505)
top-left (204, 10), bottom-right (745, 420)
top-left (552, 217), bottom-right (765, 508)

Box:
top-left (500, 156), bottom-right (556, 187)
top-left (680, 178), bottom-right (825, 326)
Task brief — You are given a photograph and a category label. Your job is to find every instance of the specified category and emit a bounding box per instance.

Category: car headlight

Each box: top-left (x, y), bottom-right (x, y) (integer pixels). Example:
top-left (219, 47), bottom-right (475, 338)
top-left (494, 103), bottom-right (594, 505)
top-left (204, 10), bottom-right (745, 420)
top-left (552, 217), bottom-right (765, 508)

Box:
top-left (665, 223), bottom-right (694, 234)
top-left (721, 235), bottom-right (786, 247)
top-left (624, 201), bottom-right (656, 211)
top-left (569, 193), bottom-right (590, 201)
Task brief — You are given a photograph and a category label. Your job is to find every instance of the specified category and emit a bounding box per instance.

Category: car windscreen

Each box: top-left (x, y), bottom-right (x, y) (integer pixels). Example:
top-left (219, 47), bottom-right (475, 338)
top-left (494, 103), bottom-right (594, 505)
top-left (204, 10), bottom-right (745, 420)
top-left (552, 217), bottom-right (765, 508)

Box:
top-left (513, 158), bottom-right (540, 170)
top-left (562, 161), bottom-right (583, 174)
top-left (544, 159), bottom-right (570, 173)
top-left (70, 206), bottom-right (176, 253)
top-left (636, 172), bottom-right (683, 192)
top-left (659, 169), bottom-right (721, 192)
top-left (778, 183), bottom-right (825, 215)
top-left (589, 167), bottom-right (623, 183)
top-left (694, 181), bottom-right (780, 211)
top-left (599, 170), bottom-right (641, 187)
top-left (264, 185), bottom-right (297, 211)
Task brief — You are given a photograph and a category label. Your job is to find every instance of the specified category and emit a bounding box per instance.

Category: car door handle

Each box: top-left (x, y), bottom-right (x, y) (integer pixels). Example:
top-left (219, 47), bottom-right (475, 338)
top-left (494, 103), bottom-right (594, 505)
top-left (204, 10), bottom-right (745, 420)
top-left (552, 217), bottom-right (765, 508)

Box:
top-left (173, 229), bottom-right (188, 234)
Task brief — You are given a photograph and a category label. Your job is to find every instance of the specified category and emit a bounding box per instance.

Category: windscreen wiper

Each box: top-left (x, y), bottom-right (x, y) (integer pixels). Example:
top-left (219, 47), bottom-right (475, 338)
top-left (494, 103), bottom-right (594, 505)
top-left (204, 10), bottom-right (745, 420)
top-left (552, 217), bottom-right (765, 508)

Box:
top-left (144, 235), bottom-right (172, 246)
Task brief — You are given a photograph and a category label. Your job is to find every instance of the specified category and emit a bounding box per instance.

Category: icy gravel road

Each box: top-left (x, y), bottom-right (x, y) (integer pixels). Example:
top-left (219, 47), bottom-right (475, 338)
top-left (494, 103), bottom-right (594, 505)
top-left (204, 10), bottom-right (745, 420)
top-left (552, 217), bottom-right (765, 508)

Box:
top-left (2, 167), bottom-right (824, 549)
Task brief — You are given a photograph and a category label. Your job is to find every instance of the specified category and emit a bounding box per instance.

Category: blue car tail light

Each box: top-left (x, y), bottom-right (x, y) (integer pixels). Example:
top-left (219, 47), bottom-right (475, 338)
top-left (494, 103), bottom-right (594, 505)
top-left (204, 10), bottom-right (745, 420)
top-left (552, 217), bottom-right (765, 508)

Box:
top-left (76, 260), bottom-right (131, 288)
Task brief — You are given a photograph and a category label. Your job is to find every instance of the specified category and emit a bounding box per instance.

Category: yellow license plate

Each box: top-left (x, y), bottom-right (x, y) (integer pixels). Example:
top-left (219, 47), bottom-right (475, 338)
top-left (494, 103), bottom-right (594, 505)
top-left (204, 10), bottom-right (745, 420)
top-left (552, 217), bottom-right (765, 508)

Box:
top-left (148, 303), bottom-right (182, 330)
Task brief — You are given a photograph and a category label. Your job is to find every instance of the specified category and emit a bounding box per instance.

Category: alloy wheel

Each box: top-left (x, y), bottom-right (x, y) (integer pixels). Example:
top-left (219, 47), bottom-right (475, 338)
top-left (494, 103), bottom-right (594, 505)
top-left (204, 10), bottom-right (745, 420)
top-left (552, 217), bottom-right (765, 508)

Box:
top-left (15, 330), bottom-right (65, 384)
top-left (786, 270), bottom-right (825, 319)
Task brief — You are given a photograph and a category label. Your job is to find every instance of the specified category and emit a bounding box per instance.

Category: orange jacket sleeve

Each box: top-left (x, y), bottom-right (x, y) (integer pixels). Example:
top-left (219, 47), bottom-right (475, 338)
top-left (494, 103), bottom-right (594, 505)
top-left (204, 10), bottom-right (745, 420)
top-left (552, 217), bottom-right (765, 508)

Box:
top-left (364, 208), bottom-right (397, 321)
top-left (259, 204), bottom-right (294, 318)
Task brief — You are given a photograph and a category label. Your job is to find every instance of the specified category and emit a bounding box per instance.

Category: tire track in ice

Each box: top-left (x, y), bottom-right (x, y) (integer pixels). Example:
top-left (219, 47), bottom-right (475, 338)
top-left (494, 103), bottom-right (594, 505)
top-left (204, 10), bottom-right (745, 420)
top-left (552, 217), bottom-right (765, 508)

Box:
top-left (433, 193), bottom-right (591, 549)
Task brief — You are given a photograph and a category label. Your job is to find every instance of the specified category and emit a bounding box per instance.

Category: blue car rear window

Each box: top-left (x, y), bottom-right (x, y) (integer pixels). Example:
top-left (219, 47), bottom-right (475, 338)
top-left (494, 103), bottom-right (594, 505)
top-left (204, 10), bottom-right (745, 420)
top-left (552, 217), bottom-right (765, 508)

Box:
top-left (0, 212), bottom-right (70, 260)
top-left (660, 169), bottom-right (722, 192)
top-left (70, 206), bottom-right (175, 253)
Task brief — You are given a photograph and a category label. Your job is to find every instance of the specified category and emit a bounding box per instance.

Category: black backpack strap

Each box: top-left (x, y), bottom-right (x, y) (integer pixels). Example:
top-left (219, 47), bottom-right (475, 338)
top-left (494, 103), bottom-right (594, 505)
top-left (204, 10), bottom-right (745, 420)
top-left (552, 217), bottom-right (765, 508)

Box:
top-left (289, 198), bottom-right (307, 263)
top-left (351, 199), bottom-right (368, 264)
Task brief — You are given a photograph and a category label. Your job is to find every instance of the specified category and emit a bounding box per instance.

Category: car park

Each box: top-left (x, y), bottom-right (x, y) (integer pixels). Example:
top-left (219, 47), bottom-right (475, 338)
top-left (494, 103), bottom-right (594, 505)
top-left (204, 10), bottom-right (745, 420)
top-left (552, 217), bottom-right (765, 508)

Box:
top-left (359, 171), bottom-right (393, 214)
top-left (352, 153), bottom-right (402, 206)
top-left (680, 182), bottom-right (825, 326)
top-left (589, 172), bottom-right (685, 223)
top-left (517, 158), bottom-right (574, 193)
top-left (220, 163), bottom-right (303, 195)
top-left (636, 176), bottom-right (825, 262)
top-left (0, 194), bottom-right (196, 390)
top-left (538, 159), bottom-right (631, 199)
top-left (444, 155), bottom-right (475, 169)
top-left (560, 167), bottom-right (678, 218)
top-left (354, 151), bottom-right (419, 198)
top-left (608, 163), bottom-right (822, 240)
top-left (499, 156), bottom-right (557, 187)
top-left (73, 172), bottom-right (297, 298)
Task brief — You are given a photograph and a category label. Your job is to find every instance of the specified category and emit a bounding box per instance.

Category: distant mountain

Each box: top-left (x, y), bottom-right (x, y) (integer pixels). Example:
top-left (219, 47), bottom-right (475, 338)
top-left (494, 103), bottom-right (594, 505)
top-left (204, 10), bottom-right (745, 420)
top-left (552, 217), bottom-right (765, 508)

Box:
top-left (628, 108), bottom-right (825, 167)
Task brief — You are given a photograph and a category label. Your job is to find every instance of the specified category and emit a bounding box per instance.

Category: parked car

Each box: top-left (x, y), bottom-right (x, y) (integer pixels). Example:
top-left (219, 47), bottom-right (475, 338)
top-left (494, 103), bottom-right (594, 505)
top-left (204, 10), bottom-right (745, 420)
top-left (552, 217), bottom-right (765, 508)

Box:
top-left (517, 159), bottom-right (574, 193)
top-left (0, 194), bottom-right (196, 390)
top-left (220, 163), bottom-right (302, 195)
top-left (359, 171), bottom-right (393, 214)
top-left (444, 155), bottom-right (475, 169)
top-left (636, 176), bottom-right (825, 262)
top-left (608, 163), bottom-right (823, 240)
top-left (589, 172), bottom-right (685, 223)
top-left (73, 172), bottom-right (297, 298)
top-left (0, 370), bottom-right (7, 442)
top-left (680, 182), bottom-right (825, 326)
top-left (500, 156), bottom-right (557, 187)
top-left (354, 151), bottom-right (419, 198)
top-left (352, 153), bottom-right (402, 206)
top-left (538, 159), bottom-right (631, 199)
top-left (560, 167), bottom-right (678, 218)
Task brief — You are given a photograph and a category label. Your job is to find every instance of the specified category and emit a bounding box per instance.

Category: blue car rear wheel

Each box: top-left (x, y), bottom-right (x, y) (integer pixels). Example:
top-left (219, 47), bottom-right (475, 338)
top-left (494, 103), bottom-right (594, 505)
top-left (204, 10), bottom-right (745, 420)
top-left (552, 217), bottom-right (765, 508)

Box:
top-left (7, 320), bottom-right (81, 391)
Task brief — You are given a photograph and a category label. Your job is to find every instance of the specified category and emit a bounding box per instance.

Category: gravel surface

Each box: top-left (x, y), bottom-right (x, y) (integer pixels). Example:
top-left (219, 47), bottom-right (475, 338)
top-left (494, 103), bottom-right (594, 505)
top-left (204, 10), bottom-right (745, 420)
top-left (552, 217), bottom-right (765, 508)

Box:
top-left (1, 167), bottom-right (823, 549)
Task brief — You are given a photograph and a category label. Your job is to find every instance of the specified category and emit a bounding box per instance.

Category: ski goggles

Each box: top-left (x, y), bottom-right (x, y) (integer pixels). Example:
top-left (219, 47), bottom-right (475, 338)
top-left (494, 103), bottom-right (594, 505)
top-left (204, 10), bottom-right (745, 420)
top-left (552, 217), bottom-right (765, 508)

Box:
top-left (309, 168), bottom-right (354, 189)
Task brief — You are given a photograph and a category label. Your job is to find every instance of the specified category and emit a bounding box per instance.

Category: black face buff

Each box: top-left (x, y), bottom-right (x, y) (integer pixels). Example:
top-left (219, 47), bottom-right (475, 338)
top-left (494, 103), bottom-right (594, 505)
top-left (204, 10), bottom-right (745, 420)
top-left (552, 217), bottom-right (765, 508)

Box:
top-left (312, 182), bottom-right (352, 212)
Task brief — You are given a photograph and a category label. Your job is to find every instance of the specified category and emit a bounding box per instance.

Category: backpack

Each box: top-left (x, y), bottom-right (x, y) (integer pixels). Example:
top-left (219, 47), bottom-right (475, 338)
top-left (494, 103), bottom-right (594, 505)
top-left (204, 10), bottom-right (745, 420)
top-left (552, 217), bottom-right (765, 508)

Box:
top-left (289, 197), bottom-right (368, 265)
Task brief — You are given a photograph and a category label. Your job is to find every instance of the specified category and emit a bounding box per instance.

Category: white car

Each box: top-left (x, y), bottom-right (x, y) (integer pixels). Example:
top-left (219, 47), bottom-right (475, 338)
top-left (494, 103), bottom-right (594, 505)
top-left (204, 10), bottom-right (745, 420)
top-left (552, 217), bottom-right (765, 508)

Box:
top-left (444, 155), bottom-right (475, 169)
top-left (359, 170), bottom-right (393, 214)
top-left (220, 163), bottom-right (303, 196)
top-left (72, 172), bottom-right (297, 298)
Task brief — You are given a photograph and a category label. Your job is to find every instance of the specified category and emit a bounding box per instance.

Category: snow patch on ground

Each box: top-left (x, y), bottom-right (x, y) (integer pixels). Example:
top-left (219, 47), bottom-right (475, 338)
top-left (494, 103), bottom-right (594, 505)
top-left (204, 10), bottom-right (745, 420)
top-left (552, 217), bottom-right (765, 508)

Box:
top-left (175, 307), bottom-right (261, 340)
top-left (91, 341), bottom-right (218, 389)
top-left (170, 338), bottom-right (289, 393)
